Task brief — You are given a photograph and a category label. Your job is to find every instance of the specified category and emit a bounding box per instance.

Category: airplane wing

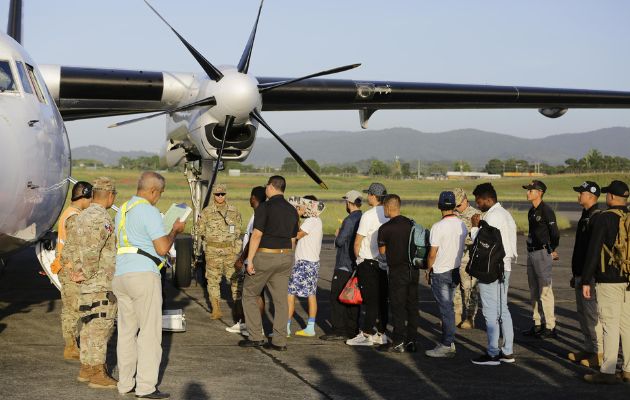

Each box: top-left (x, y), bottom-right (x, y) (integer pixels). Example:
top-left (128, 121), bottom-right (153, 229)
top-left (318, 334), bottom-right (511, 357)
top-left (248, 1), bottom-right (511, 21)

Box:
top-left (40, 65), bottom-right (630, 124)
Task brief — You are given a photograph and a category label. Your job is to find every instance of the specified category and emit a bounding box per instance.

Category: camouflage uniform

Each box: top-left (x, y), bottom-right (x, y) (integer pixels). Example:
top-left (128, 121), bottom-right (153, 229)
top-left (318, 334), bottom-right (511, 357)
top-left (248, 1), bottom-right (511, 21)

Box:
top-left (73, 179), bottom-right (117, 367)
top-left (453, 188), bottom-right (481, 325)
top-left (58, 210), bottom-right (82, 350)
top-left (196, 183), bottom-right (242, 305)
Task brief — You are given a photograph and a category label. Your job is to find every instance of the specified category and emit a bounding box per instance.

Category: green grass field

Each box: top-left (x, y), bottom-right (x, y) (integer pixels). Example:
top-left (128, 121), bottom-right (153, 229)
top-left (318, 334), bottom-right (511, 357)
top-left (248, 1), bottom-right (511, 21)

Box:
top-left (65, 168), bottom-right (615, 234)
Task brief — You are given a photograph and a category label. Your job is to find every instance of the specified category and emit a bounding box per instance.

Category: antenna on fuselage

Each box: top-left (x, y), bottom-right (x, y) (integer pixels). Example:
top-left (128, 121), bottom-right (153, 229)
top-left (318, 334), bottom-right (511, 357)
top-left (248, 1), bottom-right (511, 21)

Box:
top-left (7, 0), bottom-right (23, 44)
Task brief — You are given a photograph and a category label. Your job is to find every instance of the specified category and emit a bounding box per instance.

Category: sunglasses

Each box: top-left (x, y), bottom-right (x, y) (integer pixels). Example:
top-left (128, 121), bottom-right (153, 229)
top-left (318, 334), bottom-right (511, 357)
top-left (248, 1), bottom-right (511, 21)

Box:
top-left (214, 193), bottom-right (226, 197)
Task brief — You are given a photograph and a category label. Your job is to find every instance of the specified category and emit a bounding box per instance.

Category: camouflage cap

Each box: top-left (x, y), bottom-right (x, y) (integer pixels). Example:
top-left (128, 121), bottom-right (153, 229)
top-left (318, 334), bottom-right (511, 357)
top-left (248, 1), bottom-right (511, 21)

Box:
top-left (213, 183), bottom-right (227, 194)
top-left (453, 187), bottom-right (467, 206)
top-left (92, 176), bottom-right (116, 192)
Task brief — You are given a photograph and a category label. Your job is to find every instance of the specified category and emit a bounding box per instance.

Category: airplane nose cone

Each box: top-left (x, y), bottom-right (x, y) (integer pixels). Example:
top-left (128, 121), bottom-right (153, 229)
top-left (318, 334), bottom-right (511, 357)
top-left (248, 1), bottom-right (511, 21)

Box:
top-left (213, 70), bottom-right (260, 119)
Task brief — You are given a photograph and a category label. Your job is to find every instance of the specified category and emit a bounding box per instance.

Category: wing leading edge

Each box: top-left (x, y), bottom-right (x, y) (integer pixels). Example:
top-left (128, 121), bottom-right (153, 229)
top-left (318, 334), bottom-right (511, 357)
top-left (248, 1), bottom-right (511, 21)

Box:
top-left (40, 65), bottom-right (630, 121)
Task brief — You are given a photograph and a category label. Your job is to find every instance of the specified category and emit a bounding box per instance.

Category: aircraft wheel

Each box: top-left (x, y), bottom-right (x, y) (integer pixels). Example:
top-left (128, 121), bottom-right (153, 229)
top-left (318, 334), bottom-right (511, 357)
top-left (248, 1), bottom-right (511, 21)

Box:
top-left (174, 234), bottom-right (192, 288)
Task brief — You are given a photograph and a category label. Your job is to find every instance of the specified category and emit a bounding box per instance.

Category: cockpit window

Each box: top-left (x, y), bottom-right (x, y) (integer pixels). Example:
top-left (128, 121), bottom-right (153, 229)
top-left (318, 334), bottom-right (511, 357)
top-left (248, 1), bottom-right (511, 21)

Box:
top-left (15, 61), bottom-right (33, 94)
top-left (0, 60), bottom-right (17, 92)
top-left (25, 63), bottom-right (47, 104)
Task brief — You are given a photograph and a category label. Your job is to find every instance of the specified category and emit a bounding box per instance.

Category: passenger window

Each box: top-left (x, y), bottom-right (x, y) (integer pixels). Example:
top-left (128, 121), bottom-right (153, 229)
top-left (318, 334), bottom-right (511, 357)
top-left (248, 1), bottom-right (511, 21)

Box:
top-left (0, 60), bottom-right (17, 92)
top-left (15, 61), bottom-right (33, 94)
top-left (26, 64), bottom-right (46, 103)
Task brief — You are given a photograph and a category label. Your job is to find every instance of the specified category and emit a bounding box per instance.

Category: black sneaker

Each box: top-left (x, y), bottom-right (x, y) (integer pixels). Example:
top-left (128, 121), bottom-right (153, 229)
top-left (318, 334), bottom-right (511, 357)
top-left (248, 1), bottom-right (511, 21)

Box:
top-left (537, 327), bottom-right (558, 339)
top-left (522, 325), bottom-right (543, 337)
top-left (499, 352), bottom-right (515, 363)
top-left (471, 353), bottom-right (501, 366)
top-left (405, 341), bottom-right (418, 353)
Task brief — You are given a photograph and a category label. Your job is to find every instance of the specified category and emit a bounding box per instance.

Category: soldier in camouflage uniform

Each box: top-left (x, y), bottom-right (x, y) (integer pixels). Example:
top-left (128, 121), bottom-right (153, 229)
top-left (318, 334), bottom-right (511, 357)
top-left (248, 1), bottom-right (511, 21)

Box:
top-left (453, 188), bottom-right (482, 329)
top-left (69, 177), bottom-right (118, 389)
top-left (196, 183), bottom-right (242, 320)
top-left (56, 181), bottom-right (93, 360)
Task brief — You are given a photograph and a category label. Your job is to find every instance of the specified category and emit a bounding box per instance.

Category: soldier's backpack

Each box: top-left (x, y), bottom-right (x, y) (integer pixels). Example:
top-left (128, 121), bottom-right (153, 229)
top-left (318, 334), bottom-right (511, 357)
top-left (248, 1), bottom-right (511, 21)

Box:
top-left (466, 220), bottom-right (506, 284)
top-left (408, 220), bottom-right (430, 270)
top-left (601, 209), bottom-right (630, 283)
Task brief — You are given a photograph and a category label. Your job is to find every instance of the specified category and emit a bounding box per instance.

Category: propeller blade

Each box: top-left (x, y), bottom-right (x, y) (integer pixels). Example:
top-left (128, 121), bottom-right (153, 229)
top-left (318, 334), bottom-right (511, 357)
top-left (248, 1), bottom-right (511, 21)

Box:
top-left (108, 96), bottom-right (216, 128)
top-left (203, 115), bottom-right (236, 209)
top-left (250, 109), bottom-right (327, 189)
top-left (258, 63), bottom-right (361, 93)
top-left (144, 0), bottom-right (224, 81)
top-left (237, 0), bottom-right (264, 74)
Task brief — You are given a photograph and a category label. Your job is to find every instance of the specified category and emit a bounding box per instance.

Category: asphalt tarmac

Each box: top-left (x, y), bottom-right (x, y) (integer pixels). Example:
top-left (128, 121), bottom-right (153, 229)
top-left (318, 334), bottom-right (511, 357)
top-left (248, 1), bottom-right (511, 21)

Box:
top-left (1, 228), bottom-right (629, 400)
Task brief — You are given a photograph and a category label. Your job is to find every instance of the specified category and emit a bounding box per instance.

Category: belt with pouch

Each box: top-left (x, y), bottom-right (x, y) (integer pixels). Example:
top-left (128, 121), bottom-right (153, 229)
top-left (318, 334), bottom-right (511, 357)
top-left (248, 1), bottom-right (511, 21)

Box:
top-left (207, 241), bottom-right (235, 248)
top-left (257, 248), bottom-right (293, 254)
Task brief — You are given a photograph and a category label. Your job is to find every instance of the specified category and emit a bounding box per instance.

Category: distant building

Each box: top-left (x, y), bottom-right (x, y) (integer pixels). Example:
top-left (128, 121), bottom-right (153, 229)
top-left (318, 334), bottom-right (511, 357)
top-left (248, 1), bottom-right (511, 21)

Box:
top-left (228, 169), bottom-right (241, 177)
top-left (446, 171), bottom-right (501, 180)
top-left (502, 172), bottom-right (546, 177)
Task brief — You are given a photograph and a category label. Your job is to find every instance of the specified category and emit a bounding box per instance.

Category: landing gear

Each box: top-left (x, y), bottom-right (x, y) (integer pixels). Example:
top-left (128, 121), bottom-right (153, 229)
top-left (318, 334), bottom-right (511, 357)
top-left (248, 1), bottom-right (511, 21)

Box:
top-left (171, 160), bottom-right (212, 288)
top-left (173, 234), bottom-right (192, 288)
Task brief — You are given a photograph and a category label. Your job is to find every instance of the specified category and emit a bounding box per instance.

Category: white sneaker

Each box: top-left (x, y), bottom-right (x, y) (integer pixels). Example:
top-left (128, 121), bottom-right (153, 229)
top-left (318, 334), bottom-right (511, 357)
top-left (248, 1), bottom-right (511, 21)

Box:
top-left (370, 332), bottom-right (389, 345)
top-left (425, 343), bottom-right (456, 358)
top-left (225, 321), bottom-right (246, 334)
top-left (345, 332), bottom-right (373, 346)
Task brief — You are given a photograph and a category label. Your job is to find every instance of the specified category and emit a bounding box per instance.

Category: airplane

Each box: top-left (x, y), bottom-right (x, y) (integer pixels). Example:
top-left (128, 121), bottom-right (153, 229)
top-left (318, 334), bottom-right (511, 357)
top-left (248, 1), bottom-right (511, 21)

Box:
top-left (3, 0), bottom-right (630, 286)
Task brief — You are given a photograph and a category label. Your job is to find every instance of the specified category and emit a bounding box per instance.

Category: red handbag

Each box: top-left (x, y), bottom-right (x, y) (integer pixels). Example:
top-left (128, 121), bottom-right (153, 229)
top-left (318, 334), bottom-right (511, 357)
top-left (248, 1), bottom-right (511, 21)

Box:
top-left (338, 270), bottom-right (363, 305)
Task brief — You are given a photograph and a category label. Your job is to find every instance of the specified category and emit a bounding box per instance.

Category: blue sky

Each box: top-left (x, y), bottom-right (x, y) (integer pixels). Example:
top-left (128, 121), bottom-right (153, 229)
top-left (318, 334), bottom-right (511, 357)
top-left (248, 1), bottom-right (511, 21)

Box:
top-left (3, 0), bottom-right (630, 152)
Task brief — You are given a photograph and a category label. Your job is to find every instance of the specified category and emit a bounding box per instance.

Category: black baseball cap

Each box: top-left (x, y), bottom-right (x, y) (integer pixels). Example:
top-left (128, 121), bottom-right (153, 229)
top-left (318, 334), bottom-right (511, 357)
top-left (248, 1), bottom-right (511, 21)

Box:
top-left (601, 180), bottom-right (629, 198)
top-left (573, 181), bottom-right (600, 197)
top-left (522, 180), bottom-right (547, 193)
top-left (438, 191), bottom-right (456, 210)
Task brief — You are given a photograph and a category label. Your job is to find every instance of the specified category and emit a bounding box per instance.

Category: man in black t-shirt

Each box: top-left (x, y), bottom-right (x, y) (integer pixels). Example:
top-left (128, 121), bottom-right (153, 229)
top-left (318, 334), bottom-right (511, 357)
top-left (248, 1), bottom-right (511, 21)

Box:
top-left (239, 176), bottom-right (299, 351)
top-left (377, 194), bottom-right (419, 353)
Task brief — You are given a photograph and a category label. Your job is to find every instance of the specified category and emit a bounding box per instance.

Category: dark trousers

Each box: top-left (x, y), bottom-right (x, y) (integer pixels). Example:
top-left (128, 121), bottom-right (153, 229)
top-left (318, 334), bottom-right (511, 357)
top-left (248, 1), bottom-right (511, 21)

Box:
top-left (329, 269), bottom-right (360, 337)
top-left (389, 266), bottom-right (420, 344)
top-left (357, 260), bottom-right (389, 335)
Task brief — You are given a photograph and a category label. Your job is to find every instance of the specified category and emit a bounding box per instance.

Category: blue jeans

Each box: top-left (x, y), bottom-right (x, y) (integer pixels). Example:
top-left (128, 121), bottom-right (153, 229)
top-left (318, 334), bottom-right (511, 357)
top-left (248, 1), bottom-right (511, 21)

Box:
top-left (478, 271), bottom-right (514, 357)
top-left (431, 269), bottom-right (459, 346)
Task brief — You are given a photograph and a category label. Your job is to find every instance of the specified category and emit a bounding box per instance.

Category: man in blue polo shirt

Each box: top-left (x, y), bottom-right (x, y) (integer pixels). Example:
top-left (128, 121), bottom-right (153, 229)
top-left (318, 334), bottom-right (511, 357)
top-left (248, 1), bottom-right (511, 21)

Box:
top-left (113, 171), bottom-right (185, 399)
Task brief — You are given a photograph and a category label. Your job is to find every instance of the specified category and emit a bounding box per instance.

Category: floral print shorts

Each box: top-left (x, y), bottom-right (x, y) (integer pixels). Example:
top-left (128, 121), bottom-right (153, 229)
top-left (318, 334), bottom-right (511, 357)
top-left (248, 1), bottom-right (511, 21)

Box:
top-left (288, 259), bottom-right (320, 297)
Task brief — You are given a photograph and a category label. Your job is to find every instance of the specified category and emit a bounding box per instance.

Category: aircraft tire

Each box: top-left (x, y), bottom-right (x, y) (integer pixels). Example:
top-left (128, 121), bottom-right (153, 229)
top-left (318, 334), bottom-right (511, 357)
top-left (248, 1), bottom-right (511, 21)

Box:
top-left (174, 234), bottom-right (192, 288)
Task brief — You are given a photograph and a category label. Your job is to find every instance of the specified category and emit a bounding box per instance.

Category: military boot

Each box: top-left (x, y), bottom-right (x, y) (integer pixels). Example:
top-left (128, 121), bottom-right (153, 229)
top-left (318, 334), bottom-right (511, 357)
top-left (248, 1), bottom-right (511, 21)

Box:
top-left (210, 298), bottom-right (223, 320)
top-left (63, 338), bottom-right (80, 361)
top-left (88, 364), bottom-right (117, 389)
top-left (77, 364), bottom-right (95, 382)
top-left (459, 318), bottom-right (474, 330)
top-left (584, 372), bottom-right (621, 384)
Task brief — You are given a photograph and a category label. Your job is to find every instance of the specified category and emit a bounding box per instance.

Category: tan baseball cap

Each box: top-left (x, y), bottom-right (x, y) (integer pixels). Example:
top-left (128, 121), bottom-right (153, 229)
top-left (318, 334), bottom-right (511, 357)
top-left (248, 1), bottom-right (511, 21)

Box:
top-left (92, 176), bottom-right (116, 192)
top-left (342, 190), bottom-right (362, 203)
top-left (453, 187), bottom-right (467, 206)
top-left (213, 183), bottom-right (227, 194)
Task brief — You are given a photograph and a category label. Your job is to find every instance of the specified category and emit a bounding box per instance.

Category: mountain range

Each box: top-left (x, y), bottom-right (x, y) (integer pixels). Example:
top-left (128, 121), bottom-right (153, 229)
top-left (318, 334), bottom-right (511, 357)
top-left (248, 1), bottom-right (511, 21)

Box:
top-left (72, 126), bottom-right (630, 167)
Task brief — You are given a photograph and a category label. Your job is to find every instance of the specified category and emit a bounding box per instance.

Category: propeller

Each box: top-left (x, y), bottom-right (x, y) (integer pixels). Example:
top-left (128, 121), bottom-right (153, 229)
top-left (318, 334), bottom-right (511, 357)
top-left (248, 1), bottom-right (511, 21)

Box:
top-left (237, 0), bottom-right (264, 74)
top-left (250, 109), bottom-right (328, 189)
top-left (258, 63), bottom-right (361, 93)
top-left (108, 96), bottom-right (216, 128)
top-left (203, 115), bottom-right (236, 209)
top-left (144, 0), bottom-right (223, 81)
top-left (142, 0), bottom-right (358, 194)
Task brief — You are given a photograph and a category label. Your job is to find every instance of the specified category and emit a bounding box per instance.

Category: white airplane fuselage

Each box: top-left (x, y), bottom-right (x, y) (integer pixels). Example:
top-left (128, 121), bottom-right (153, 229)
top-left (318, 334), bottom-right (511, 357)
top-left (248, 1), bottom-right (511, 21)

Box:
top-left (0, 31), bottom-right (70, 255)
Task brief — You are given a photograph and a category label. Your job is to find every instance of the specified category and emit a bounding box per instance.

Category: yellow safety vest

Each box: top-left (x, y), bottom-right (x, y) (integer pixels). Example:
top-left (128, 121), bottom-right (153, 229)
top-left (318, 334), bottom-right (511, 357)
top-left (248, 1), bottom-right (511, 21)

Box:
top-left (116, 198), bottom-right (165, 270)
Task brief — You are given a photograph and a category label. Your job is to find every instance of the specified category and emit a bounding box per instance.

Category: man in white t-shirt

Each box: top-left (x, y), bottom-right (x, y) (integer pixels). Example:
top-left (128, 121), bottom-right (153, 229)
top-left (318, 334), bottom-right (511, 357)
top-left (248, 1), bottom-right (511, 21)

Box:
top-left (228, 186), bottom-right (267, 335)
top-left (346, 183), bottom-right (390, 346)
top-left (288, 195), bottom-right (324, 337)
top-left (425, 191), bottom-right (467, 358)
top-left (469, 183), bottom-right (518, 366)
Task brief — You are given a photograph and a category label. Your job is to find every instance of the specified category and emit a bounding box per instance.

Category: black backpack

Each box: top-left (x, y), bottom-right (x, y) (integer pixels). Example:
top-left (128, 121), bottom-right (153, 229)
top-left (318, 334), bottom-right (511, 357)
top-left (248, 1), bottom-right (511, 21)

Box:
top-left (465, 220), bottom-right (506, 284)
